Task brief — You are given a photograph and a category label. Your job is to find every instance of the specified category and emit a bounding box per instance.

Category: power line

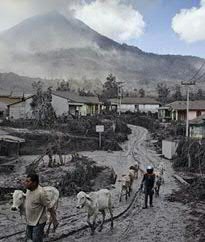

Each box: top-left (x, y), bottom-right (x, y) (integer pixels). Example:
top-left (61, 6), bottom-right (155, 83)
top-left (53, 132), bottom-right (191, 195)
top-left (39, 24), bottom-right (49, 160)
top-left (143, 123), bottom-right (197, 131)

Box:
top-left (187, 60), bottom-right (205, 83)
top-left (192, 69), bottom-right (205, 83)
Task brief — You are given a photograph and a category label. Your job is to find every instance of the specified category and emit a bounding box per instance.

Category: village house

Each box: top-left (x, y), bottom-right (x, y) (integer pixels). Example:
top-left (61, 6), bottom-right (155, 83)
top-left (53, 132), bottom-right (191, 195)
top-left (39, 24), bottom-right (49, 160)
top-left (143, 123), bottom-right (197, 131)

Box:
top-left (0, 91), bottom-right (31, 119)
top-left (158, 100), bottom-right (205, 122)
top-left (109, 97), bottom-right (160, 113)
top-left (7, 91), bottom-right (102, 119)
top-left (52, 91), bottom-right (101, 116)
top-left (0, 135), bottom-right (25, 156)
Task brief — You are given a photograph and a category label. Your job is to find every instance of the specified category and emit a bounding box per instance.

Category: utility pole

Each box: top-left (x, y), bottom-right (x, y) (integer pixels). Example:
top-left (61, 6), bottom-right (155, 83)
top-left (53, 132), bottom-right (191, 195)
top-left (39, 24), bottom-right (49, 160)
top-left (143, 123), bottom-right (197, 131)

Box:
top-left (117, 81), bottom-right (124, 116)
top-left (181, 81), bottom-right (196, 137)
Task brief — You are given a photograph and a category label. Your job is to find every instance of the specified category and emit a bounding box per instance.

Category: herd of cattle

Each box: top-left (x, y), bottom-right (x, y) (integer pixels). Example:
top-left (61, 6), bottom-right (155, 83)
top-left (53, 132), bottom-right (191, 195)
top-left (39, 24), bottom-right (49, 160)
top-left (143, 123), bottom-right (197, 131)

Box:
top-left (11, 163), bottom-right (165, 236)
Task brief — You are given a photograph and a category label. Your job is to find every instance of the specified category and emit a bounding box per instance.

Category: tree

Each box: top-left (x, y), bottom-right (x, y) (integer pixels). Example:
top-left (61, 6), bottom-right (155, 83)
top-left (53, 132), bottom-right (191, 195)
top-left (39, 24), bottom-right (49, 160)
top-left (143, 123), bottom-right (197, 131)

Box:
top-left (172, 85), bottom-right (182, 101)
top-left (56, 79), bottom-right (70, 91)
top-left (78, 88), bottom-right (95, 96)
top-left (157, 83), bottom-right (170, 105)
top-left (31, 81), bottom-right (56, 128)
top-left (196, 88), bottom-right (205, 100)
top-left (139, 88), bottom-right (145, 97)
top-left (102, 74), bottom-right (118, 99)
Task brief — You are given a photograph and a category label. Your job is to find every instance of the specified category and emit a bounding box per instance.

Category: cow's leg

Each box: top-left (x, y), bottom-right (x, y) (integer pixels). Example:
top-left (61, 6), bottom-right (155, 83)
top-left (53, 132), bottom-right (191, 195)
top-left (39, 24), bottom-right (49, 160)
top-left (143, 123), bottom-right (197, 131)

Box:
top-left (125, 188), bottom-right (128, 201)
top-left (127, 186), bottom-right (131, 199)
top-left (119, 188), bottom-right (123, 202)
top-left (45, 214), bottom-right (52, 236)
top-left (98, 210), bottom-right (105, 232)
top-left (157, 184), bottom-right (161, 196)
top-left (87, 214), bottom-right (95, 235)
top-left (109, 207), bottom-right (114, 229)
top-left (155, 187), bottom-right (157, 197)
top-left (52, 209), bottom-right (58, 232)
top-left (45, 221), bottom-right (52, 236)
top-left (92, 213), bottom-right (98, 234)
top-left (128, 185), bottom-right (132, 197)
top-left (136, 170), bottom-right (138, 179)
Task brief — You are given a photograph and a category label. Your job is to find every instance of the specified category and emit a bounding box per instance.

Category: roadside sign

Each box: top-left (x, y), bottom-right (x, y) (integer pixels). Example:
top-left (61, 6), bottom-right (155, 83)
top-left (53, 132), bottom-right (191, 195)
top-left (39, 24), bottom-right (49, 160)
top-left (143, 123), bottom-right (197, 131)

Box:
top-left (96, 125), bottom-right (104, 149)
top-left (96, 125), bottom-right (104, 133)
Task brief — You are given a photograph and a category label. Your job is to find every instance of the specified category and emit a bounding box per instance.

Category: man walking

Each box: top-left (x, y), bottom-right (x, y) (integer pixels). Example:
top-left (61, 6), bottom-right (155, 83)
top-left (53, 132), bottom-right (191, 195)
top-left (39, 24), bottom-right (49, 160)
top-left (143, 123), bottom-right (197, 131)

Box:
top-left (24, 173), bottom-right (58, 242)
top-left (140, 166), bottom-right (155, 209)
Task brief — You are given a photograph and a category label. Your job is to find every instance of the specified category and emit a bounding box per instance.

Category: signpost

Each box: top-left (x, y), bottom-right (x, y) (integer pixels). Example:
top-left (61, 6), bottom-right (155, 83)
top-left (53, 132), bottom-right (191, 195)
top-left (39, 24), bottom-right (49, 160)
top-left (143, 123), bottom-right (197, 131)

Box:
top-left (96, 125), bottom-right (104, 149)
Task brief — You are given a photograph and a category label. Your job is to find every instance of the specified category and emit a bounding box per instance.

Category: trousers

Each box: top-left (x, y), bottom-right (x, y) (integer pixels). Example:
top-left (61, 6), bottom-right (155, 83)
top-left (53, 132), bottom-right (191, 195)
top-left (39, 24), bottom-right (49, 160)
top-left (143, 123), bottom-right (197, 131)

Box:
top-left (144, 188), bottom-right (154, 207)
top-left (26, 222), bottom-right (46, 242)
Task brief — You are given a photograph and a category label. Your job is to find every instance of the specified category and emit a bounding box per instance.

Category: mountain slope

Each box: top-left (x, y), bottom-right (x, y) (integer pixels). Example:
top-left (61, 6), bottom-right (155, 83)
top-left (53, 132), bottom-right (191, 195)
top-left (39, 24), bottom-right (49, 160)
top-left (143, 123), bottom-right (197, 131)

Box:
top-left (0, 11), bottom-right (204, 90)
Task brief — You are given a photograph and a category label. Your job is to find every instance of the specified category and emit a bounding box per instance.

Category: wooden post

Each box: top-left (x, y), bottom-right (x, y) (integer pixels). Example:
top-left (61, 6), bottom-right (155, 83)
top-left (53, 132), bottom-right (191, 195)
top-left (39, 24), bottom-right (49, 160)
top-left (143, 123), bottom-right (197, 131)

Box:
top-left (99, 132), bottom-right (102, 149)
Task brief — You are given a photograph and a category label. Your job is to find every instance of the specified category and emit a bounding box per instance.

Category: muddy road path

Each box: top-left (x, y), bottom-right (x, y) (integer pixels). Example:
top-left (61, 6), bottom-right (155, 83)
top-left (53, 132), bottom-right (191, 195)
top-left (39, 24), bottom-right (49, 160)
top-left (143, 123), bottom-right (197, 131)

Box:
top-left (0, 125), bottom-right (189, 242)
top-left (60, 125), bottom-right (190, 242)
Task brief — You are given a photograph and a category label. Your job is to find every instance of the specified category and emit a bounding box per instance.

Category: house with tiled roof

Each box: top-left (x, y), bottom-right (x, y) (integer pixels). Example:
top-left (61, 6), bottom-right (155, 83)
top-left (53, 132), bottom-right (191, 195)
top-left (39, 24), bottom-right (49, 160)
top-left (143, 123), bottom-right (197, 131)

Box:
top-left (158, 100), bottom-right (205, 122)
top-left (7, 91), bottom-right (101, 119)
top-left (52, 91), bottom-right (101, 116)
top-left (109, 97), bottom-right (160, 113)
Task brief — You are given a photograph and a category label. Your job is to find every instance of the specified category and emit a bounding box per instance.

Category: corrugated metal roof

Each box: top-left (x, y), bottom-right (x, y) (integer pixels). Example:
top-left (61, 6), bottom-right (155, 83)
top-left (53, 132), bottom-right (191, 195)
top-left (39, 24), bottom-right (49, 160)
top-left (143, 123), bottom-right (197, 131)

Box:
top-left (168, 100), bottom-right (205, 110)
top-left (0, 135), bottom-right (25, 143)
top-left (109, 97), bottom-right (160, 105)
top-left (53, 91), bottom-right (100, 104)
top-left (7, 95), bottom-right (34, 107)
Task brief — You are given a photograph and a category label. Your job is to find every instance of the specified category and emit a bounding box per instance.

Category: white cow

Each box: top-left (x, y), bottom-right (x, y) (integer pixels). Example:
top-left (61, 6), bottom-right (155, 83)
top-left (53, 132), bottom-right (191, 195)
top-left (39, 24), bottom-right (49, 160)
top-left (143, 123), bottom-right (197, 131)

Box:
top-left (154, 172), bottom-right (163, 196)
top-left (11, 186), bottom-right (59, 235)
top-left (158, 163), bottom-right (165, 184)
top-left (129, 164), bottom-right (139, 180)
top-left (119, 174), bottom-right (132, 202)
top-left (76, 189), bottom-right (113, 235)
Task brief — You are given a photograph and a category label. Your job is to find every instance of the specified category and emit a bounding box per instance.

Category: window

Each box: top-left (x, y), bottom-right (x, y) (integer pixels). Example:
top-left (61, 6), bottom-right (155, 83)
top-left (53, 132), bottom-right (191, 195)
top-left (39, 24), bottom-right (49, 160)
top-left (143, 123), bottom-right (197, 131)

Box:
top-left (197, 111), bottom-right (201, 117)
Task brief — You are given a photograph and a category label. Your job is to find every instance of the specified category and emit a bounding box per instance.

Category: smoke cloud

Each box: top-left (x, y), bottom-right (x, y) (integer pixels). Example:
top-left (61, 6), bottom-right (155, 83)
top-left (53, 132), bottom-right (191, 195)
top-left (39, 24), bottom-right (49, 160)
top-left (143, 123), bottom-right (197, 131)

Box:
top-left (71, 0), bottom-right (145, 43)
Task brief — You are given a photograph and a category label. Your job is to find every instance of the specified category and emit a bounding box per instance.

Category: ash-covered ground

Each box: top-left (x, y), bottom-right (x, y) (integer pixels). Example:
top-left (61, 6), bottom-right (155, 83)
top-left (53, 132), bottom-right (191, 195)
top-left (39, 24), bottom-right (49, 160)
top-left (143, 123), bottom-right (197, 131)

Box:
top-left (0, 125), bottom-right (202, 242)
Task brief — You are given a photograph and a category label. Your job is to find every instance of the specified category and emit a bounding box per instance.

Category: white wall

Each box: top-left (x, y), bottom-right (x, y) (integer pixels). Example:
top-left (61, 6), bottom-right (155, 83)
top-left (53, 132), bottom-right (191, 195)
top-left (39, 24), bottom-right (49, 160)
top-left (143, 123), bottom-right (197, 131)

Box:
top-left (138, 104), bottom-right (159, 112)
top-left (9, 94), bottom-right (70, 119)
top-left (120, 104), bottom-right (135, 112)
top-left (9, 98), bottom-right (33, 119)
top-left (162, 140), bottom-right (178, 159)
top-left (52, 95), bottom-right (68, 116)
top-left (119, 104), bottom-right (159, 113)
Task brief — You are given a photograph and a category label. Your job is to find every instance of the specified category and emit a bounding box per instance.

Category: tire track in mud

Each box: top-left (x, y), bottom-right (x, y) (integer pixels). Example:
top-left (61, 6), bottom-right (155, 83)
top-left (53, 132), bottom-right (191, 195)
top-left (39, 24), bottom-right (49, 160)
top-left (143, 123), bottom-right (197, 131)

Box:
top-left (51, 126), bottom-right (150, 241)
top-left (116, 126), bottom-right (151, 241)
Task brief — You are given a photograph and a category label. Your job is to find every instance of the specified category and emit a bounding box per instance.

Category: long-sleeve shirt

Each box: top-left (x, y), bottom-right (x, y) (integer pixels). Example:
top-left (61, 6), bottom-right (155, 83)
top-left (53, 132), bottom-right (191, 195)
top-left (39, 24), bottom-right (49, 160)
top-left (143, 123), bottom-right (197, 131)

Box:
top-left (25, 185), bottom-right (52, 226)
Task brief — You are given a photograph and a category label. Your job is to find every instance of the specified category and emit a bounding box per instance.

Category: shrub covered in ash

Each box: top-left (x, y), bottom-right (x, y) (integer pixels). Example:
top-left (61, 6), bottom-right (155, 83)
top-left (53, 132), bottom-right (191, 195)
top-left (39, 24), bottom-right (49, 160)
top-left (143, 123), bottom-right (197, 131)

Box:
top-left (120, 113), bottom-right (160, 132)
top-left (115, 119), bottom-right (132, 134)
top-left (173, 139), bottom-right (205, 173)
top-left (168, 177), bottom-right (205, 203)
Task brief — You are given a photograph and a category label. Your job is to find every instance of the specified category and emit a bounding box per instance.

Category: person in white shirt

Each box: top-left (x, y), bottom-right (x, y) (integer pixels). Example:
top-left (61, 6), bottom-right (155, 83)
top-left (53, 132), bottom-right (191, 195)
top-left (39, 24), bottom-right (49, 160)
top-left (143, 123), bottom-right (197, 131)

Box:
top-left (24, 173), bottom-right (58, 242)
